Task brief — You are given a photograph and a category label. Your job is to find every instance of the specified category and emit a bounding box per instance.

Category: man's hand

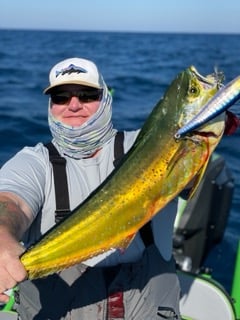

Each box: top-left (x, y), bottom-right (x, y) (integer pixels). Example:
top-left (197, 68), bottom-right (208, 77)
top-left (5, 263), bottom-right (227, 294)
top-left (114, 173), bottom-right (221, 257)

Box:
top-left (0, 229), bottom-right (27, 303)
top-left (0, 193), bottom-right (32, 303)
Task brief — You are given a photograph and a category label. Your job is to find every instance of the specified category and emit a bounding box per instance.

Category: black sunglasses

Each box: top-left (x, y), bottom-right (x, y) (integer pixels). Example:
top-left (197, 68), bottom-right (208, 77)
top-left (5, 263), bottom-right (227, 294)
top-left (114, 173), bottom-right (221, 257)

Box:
top-left (50, 89), bottom-right (103, 105)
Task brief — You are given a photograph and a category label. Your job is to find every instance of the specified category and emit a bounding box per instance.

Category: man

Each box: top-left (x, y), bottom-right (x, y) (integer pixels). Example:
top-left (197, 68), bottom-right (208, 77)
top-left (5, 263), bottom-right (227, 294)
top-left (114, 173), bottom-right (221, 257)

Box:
top-left (0, 57), bottom-right (181, 319)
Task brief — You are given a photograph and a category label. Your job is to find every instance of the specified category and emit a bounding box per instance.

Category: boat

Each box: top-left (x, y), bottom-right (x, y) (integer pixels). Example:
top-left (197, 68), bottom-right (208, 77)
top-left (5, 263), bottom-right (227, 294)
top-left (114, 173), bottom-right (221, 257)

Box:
top-left (174, 153), bottom-right (240, 320)
top-left (0, 153), bottom-right (239, 319)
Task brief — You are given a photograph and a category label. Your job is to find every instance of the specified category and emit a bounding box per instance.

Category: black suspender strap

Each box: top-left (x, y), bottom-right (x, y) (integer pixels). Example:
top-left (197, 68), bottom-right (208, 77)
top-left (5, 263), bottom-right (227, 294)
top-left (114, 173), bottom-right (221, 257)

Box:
top-left (113, 131), bottom-right (124, 168)
top-left (44, 142), bottom-right (71, 222)
top-left (45, 132), bottom-right (154, 246)
top-left (139, 221), bottom-right (154, 247)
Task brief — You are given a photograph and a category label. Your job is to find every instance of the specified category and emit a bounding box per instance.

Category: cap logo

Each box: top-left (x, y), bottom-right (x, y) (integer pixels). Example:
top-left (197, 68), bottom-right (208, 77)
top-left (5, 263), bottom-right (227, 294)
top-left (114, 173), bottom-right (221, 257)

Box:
top-left (55, 64), bottom-right (87, 77)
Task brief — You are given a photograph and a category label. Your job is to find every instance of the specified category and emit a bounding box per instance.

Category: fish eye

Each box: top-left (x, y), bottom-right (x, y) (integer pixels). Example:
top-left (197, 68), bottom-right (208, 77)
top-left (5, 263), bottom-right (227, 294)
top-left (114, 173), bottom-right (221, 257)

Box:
top-left (189, 86), bottom-right (198, 94)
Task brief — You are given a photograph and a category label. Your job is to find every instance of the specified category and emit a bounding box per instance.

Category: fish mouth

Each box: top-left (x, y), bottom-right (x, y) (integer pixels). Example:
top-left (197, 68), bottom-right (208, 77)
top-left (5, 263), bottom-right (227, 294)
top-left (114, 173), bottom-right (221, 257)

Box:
top-left (192, 130), bottom-right (219, 138)
top-left (192, 121), bottom-right (225, 139)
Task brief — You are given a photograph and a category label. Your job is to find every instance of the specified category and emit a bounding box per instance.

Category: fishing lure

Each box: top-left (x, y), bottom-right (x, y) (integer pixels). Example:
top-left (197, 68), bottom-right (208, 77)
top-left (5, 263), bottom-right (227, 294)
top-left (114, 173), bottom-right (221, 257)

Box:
top-left (175, 75), bottom-right (240, 139)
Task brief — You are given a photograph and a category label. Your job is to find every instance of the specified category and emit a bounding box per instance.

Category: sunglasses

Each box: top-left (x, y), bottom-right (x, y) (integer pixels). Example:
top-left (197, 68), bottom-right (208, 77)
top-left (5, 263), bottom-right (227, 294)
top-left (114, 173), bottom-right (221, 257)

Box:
top-left (50, 89), bottom-right (103, 105)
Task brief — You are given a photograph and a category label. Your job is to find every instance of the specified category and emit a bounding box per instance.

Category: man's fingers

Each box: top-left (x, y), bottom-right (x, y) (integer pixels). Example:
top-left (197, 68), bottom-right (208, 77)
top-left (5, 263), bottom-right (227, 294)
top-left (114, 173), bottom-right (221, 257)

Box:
top-left (7, 259), bottom-right (27, 283)
top-left (0, 292), bottom-right (10, 304)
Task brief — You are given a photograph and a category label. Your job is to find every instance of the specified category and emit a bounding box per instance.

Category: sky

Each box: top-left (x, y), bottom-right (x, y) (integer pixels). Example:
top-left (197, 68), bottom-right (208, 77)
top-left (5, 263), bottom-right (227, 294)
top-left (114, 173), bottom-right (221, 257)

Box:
top-left (1, 0), bottom-right (240, 34)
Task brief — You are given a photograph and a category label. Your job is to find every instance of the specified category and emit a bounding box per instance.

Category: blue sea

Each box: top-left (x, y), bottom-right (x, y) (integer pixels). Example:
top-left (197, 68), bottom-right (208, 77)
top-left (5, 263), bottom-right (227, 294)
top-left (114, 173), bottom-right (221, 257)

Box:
top-left (0, 29), bottom-right (240, 292)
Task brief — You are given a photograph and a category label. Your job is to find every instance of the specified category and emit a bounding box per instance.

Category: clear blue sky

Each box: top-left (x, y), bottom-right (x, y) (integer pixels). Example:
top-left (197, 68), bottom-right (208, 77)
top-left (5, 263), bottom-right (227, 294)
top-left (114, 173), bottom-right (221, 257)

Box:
top-left (1, 0), bottom-right (240, 34)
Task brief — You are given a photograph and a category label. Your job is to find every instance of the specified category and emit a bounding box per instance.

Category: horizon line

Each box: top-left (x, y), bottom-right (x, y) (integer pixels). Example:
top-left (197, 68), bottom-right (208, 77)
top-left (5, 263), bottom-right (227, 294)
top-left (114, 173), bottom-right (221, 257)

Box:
top-left (0, 27), bottom-right (240, 36)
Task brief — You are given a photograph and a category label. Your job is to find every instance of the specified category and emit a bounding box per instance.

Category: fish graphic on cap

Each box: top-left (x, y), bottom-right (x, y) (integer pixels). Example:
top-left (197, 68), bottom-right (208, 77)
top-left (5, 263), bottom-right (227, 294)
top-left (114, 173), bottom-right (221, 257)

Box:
top-left (55, 64), bottom-right (87, 77)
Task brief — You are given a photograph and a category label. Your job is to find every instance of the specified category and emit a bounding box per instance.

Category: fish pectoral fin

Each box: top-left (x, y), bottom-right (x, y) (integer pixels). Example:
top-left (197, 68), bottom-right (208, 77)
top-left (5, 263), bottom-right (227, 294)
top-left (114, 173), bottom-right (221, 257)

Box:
top-left (188, 159), bottom-right (210, 199)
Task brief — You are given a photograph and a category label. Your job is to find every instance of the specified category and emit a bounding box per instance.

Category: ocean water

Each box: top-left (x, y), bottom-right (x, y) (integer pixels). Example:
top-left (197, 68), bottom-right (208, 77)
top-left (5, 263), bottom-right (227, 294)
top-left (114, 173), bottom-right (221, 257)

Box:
top-left (0, 29), bottom-right (240, 292)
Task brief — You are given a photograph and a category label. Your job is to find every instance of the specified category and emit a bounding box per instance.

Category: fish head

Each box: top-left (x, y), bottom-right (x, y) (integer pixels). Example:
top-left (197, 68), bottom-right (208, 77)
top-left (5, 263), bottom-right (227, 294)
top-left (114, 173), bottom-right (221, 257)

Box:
top-left (139, 66), bottom-right (225, 152)
top-left (173, 66), bottom-right (226, 150)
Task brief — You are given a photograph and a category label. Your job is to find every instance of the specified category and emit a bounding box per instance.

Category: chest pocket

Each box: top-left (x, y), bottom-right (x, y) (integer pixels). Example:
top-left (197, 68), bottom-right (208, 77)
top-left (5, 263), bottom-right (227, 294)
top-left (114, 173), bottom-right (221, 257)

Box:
top-left (45, 131), bottom-right (153, 246)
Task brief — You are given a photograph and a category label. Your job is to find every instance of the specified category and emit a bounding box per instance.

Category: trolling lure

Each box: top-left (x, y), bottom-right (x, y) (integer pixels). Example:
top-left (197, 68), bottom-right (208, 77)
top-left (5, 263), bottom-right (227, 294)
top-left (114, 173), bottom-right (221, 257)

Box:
top-left (175, 75), bottom-right (240, 139)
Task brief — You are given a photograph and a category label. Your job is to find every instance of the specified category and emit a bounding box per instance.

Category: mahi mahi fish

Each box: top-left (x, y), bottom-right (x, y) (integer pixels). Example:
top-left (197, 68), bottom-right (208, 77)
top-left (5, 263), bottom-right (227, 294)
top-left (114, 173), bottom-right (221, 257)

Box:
top-left (21, 66), bottom-right (226, 279)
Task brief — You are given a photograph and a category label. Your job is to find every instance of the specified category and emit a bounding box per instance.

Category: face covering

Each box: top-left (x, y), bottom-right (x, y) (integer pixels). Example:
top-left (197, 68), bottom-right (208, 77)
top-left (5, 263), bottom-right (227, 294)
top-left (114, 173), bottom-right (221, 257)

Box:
top-left (48, 84), bottom-right (117, 159)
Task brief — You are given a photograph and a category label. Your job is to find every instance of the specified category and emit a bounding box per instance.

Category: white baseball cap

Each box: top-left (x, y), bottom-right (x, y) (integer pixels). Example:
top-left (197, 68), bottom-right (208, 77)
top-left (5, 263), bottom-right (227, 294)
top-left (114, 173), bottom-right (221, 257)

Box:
top-left (44, 57), bottom-right (104, 94)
